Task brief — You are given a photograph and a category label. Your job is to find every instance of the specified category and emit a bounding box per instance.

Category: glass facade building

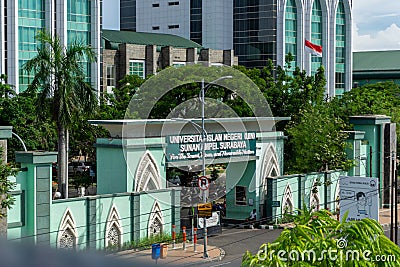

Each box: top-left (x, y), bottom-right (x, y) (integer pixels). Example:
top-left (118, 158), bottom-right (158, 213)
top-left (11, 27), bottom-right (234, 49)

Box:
top-left (311, 0), bottom-right (322, 76)
top-left (18, 0), bottom-right (46, 92)
top-left (0, 0), bottom-right (101, 94)
top-left (190, 0), bottom-right (202, 45)
top-left (233, 0), bottom-right (277, 68)
top-left (118, 0), bottom-right (353, 97)
top-left (335, 0), bottom-right (346, 97)
top-left (120, 0), bottom-right (136, 31)
top-left (67, 0), bottom-right (92, 83)
top-left (284, 0), bottom-right (297, 74)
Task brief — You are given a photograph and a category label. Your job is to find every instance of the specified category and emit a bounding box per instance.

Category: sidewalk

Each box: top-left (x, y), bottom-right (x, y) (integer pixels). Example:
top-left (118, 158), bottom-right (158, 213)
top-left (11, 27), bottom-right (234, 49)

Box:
top-left (379, 207), bottom-right (400, 230)
top-left (112, 243), bottom-right (224, 266)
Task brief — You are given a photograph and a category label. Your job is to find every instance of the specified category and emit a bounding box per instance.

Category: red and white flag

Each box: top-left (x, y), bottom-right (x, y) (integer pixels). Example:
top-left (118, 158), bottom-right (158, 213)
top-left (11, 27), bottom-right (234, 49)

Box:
top-left (305, 39), bottom-right (322, 57)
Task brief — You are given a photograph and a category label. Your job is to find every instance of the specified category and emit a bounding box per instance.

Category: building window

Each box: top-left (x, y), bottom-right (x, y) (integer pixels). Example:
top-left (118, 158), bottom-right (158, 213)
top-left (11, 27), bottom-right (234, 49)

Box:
top-left (285, 0), bottom-right (297, 75)
top-left (168, 1), bottom-right (179, 6)
top-left (168, 24), bottom-right (179, 29)
top-left (172, 62), bottom-right (186, 67)
top-left (152, 3), bottom-right (160, 7)
top-left (106, 65), bottom-right (116, 87)
top-left (129, 60), bottom-right (145, 79)
top-left (152, 26), bottom-right (160, 30)
top-left (235, 186), bottom-right (247, 206)
top-left (335, 0), bottom-right (346, 96)
top-left (311, 0), bottom-right (323, 76)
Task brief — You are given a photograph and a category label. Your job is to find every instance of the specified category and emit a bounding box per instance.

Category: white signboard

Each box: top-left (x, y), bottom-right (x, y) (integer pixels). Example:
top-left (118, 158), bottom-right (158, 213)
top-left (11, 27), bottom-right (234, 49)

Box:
top-left (339, 176), bottom-right (379, 222)
top-left (198, 211), bottom-right (220, 229)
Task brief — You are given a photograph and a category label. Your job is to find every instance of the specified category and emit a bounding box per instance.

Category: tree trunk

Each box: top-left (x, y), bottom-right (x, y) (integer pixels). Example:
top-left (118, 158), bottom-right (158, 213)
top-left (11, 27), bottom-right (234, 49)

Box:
top-left (66, 128), bottom-right (69, 199)
top-left (57, 123), bottom-right (68, 198)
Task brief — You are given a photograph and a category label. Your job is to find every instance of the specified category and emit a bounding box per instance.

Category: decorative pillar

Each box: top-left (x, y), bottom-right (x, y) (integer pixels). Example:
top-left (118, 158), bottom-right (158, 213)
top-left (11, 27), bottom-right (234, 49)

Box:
top-left (86, 196), bottom-right (97, 250)
top-left (15, 151), bottom-right (57, 246)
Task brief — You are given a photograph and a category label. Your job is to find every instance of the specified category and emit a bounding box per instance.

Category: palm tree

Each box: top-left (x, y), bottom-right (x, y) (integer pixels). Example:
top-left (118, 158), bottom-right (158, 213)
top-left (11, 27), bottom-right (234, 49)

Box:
top-left (24, 30), bottom-right (97, 198)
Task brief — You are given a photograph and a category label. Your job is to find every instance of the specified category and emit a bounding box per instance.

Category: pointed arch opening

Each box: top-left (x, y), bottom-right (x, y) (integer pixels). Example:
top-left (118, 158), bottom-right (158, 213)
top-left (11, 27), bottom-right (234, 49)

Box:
top-left (335, 182), bottom-right (340, 213)
top-left (310, 183), bottom-right (321, 212)
top-left (148, 201), bottom-right (164, 237)
top-left (135, 151), bottom-right (162, 192)
top-left (261, 144), bottom-right (281, 200)
top-left (57, 209), bottom-right (78, 250)
top-left (282, 184), bottom-right (294, 214)
top-left (105, 205), bottom-right (123, 248)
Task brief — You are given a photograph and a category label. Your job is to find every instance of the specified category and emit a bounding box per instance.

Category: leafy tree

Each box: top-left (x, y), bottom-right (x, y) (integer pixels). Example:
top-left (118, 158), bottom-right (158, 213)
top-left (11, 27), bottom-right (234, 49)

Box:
top-left (0, 148), bottom-right (17, 217)
top-left (330, 81), bottom-right (400, 122)
top-left (242, 206), bottom-right (400, 266)
top-left (130, 65), bottom-right (261, 120)
top-left (100, 74), bottom-right (144, 119)
top-left (236, 59), bottom-right (329, 173)
top-left (69, 114), bottom-right (108, 162)
top-left (0, 75), bottom-right (57, 160)
top-left (330, 81), bottom-right (400, 152)
top-left (210, 166), bottom-right (219, 181)
top-left (24, 30), bottom-right (97, 198)
top-left (286, 104), bottom-right (352, 173)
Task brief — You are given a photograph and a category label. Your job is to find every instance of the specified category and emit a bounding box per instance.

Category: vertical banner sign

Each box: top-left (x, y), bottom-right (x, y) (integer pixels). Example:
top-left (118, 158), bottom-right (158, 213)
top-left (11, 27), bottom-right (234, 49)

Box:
top-left (339, 176), bottom-right (379, 222)
top-left (166, 132), bottom-right (256, 162)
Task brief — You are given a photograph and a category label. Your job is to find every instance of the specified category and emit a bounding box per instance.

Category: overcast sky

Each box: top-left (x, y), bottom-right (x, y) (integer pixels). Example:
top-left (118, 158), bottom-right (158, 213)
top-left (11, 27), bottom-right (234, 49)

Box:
top-left (102, 0), bottom-right (400, 51)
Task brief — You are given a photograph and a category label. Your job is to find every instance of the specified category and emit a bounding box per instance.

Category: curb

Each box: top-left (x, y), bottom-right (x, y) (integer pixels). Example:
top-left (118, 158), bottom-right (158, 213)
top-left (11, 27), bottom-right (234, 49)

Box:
top-left (259, 225), bottom-right (284, 230)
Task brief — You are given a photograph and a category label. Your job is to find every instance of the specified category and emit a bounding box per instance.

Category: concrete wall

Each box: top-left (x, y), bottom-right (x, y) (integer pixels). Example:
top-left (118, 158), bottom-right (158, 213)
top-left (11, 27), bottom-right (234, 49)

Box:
top-left (7, 152), bottom-right (180, 250)
top-left (266, 170), bottom-right (345, 221)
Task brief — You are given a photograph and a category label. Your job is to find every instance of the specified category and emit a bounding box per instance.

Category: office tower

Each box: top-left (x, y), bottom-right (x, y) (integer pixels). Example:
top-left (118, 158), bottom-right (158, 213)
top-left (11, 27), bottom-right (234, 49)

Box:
top-left (120, 0), bottom-right (352, 97)
top-left (0, 0), bottom-right (101, 94)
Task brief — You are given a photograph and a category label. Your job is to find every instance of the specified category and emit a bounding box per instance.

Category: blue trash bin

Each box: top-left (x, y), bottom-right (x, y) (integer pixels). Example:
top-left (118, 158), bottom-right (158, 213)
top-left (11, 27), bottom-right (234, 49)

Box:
top-left (151, 243), bottom-right (161, 260)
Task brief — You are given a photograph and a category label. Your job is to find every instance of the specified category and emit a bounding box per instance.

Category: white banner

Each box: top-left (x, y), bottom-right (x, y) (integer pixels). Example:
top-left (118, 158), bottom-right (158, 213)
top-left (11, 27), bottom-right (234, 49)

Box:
top-left (198, 211), bottom-right (220, 229)
top-left (339, 176), bottom-right (379, 222)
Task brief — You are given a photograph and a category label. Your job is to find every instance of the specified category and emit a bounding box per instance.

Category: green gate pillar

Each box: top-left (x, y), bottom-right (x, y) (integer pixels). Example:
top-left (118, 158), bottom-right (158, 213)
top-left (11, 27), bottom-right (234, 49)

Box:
top-left (15, 152), bottom-right (57, 246)
top-left (0, 126), bottom-right (12, 239)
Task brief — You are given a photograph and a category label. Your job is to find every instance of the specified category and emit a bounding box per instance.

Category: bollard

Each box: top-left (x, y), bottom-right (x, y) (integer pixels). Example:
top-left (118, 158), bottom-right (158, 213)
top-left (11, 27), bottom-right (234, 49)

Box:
top-left (193, 228), bottom-right (198, 252)
top-left (182, 226), bottom-right (187, 250)
top-left (172, 225), bottom-right (176, 249)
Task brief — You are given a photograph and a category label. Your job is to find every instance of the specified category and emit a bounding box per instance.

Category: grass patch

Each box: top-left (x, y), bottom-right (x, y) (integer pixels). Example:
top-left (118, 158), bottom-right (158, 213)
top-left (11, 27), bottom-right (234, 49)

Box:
top-left (106, 233), bottom-right (183, 253)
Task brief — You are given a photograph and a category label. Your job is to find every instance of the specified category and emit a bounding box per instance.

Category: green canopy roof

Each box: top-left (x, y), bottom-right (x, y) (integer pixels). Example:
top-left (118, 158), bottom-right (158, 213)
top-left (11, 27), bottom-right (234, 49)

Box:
top-left (353, 50), bottom-right (400, 72)
top-left (102, 29), bottom-right (203, 50)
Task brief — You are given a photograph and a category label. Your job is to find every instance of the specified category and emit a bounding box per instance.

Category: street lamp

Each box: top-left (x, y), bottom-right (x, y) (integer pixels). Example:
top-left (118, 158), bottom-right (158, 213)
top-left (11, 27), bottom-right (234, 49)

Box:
top-left (200, 76), bottom-right (232, 258)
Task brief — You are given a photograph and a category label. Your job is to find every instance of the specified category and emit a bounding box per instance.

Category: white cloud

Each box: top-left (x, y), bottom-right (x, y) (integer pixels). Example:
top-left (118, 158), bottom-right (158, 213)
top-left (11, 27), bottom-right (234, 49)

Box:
top-left (353, 23), bottom-right (400, 51)
top-left (352, 0), bottom-right (400, 51)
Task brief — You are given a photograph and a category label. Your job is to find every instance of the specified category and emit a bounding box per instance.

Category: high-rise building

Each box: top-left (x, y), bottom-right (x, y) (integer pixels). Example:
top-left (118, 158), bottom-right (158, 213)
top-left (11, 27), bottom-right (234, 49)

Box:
top-left (0, 0), bottom-right (101, 94)
top-left (120, 0), bottom-right (352, 97)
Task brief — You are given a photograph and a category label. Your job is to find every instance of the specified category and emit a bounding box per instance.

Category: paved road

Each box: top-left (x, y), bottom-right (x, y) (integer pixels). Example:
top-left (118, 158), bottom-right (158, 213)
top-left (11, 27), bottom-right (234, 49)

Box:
top-left (197, 227), bottom-right (282, 267)
top-left (384, 228), bottom-right (400, 245)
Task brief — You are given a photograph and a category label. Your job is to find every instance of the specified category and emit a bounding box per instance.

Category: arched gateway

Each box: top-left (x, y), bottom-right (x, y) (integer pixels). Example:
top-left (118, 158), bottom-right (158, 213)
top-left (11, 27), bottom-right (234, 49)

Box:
top-left (92, 117), bottom-right (288, 220)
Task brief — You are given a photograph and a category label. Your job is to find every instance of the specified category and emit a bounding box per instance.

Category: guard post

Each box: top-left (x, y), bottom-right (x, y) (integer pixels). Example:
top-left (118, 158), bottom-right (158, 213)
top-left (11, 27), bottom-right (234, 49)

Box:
top-left (172, 224), bottom-right (176, 249)
top-left (193, 227), bottom-right (198, 252)
top-left (182, 226), bottom-right (187, 250)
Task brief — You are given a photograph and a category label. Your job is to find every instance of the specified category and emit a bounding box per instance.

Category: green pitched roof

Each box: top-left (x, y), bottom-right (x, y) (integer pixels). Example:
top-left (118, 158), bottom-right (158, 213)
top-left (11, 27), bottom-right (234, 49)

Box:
top-left (102, 29), bottom-right (203, 50)
top-left (353, 50), bottom-right (400, 72)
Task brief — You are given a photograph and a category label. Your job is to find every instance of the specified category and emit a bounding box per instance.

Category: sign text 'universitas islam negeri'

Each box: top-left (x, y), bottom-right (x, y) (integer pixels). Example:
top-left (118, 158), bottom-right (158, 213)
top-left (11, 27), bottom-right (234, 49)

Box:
top-left (166, 132), bottom-right (256, 162)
